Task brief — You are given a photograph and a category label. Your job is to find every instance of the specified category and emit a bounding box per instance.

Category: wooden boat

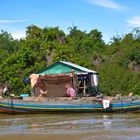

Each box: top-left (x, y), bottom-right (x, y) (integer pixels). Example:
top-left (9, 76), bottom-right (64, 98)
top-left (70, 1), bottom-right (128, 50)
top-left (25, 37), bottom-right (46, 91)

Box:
top-left (0, 96), bottom-right (140, 114)
top-left (1, 62), bottom-right (139, 114)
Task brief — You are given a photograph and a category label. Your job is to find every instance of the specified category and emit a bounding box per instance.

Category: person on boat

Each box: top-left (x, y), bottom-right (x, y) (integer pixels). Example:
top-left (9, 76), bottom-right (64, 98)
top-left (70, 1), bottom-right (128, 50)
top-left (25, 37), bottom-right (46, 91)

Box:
top-left (39, 89), bottom-right (48, 97)
top-left (2, 82), bottom-right (9, 97)
top-left (65, 84), bottom-right (76, 99)
top-left (128, 92), bottom-right (133, 98)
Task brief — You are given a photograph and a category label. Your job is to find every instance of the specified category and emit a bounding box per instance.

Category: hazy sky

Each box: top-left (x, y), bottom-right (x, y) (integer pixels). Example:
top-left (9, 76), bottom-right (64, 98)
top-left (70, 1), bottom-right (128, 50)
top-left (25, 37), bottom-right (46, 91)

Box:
top-left (0, 0), bottom-right (140, 42)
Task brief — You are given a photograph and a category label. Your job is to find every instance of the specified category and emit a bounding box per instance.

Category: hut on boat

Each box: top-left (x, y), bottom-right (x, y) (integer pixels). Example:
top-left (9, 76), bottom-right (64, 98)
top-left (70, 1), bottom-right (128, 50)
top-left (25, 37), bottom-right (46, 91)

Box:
top-left (29, 61), bottom-right (99, 98)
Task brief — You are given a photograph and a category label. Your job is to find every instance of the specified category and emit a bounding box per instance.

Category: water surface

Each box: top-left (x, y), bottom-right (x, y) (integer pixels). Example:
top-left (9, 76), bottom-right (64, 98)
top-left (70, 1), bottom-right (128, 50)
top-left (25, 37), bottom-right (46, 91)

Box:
top-left (0, 113), bottom-right (140, 140)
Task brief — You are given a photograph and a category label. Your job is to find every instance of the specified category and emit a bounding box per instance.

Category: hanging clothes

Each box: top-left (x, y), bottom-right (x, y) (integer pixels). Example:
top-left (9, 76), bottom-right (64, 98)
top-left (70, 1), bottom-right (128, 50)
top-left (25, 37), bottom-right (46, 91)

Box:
top-left (102, 99), bottom-right (110, 109)
top-left (29, 74), bottom-right (40, 88)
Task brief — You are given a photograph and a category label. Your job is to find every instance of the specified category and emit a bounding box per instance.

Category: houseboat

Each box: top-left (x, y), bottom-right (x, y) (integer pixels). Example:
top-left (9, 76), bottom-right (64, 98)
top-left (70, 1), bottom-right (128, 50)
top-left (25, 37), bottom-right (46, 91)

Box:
top-left (0, 61), bottom-right (140, 114)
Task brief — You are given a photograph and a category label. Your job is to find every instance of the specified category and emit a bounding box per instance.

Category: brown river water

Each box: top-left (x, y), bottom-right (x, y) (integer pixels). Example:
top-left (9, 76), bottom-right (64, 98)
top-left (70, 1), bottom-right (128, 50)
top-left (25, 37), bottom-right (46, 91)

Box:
top-left (0, 113), bottom-right (140, 140)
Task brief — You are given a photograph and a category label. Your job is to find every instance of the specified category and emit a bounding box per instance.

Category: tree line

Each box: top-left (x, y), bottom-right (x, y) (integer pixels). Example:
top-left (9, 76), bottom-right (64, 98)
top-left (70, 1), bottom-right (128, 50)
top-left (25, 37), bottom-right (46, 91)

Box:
top-left (0, 25), bottom-right (140, 96)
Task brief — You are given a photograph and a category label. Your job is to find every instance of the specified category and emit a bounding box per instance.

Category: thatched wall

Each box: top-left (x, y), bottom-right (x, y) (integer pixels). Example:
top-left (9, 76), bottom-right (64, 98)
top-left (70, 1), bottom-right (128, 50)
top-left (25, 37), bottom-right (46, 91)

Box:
top-left (33, 74), bottom-right (73, 97)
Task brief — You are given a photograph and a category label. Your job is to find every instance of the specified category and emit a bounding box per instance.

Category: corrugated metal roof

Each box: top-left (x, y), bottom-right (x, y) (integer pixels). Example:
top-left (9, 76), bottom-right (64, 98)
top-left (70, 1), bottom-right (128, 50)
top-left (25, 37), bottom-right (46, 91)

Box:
top-left (36, 60), bottom-right (97, 74)
top-left (59, 61), bottom-right (97, 73)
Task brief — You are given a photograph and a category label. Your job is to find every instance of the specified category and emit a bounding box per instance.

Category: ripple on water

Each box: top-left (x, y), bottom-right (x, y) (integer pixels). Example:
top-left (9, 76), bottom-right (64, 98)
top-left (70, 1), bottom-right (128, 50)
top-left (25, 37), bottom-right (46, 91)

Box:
top-left (0, 113), bottom-right (140, 139)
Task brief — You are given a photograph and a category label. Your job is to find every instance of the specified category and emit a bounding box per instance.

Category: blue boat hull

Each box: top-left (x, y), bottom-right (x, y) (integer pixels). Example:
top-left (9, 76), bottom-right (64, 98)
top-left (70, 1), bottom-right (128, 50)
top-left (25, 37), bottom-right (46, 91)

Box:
top-left (0, 98), bottom-right (140, 113)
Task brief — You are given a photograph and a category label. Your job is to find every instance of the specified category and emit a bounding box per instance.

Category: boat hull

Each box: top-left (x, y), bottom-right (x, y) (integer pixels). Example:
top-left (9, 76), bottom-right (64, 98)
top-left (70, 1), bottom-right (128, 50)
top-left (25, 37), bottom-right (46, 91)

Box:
top-left (0, 98), bottom-right (140, 114)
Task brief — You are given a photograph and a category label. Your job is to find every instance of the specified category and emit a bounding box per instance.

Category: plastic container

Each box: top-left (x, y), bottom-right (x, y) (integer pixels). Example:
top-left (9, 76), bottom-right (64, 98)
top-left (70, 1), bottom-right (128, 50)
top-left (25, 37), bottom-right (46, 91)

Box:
top-left (20, 93), bottom-right (29, 97)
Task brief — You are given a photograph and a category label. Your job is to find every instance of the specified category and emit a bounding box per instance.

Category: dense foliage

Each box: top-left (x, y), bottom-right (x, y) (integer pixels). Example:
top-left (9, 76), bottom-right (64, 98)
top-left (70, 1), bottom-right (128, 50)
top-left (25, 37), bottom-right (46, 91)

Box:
top-left (0, 25), bottom-right (140, 96)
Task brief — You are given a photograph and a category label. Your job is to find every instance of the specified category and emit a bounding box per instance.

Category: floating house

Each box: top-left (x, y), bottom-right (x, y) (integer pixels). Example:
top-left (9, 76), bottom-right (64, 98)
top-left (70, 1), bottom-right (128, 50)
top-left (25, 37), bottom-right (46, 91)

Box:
top-left (1, 61), bottom-right (140, 114)
top-left (30, 61), bottom-right (99, 98)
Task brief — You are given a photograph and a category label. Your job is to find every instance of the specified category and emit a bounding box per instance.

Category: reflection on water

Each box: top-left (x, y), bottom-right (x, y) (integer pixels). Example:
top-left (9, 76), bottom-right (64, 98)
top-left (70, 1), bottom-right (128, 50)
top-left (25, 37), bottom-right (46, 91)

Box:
top-left (0, 113), bottom-right (140, 139)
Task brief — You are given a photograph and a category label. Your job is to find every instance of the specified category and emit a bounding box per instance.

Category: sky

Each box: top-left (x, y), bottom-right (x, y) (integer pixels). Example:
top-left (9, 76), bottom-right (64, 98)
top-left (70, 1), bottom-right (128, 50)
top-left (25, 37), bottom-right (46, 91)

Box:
top-left (0, 0), bottom-right (140, 42)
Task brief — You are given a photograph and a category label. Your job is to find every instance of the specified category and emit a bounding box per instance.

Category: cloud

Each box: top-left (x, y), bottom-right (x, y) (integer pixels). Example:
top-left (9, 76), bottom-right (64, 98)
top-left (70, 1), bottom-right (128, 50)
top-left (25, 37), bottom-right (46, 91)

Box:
top-left (0, 19), bottom-right (27, 23)
top-left (0, 20), bottom-right (27, 39)
top-left (11, 31), bottom-right (26, 39)
top-left (127, 16), bottom-right (140, 27)
top-left (86, 0), bottom-right (125, 10)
